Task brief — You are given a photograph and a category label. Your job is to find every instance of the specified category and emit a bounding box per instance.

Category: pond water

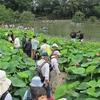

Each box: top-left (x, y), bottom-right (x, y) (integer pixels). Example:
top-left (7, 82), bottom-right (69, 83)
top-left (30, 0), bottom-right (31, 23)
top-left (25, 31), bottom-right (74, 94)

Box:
top-left (31, 20), bottom-right (100, 42)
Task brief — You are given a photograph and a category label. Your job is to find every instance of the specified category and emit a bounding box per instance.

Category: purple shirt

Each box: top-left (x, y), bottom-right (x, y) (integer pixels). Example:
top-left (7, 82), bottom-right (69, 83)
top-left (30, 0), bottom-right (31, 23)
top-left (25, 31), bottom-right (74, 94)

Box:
top-left (51, 56), bottom-right (60, 74)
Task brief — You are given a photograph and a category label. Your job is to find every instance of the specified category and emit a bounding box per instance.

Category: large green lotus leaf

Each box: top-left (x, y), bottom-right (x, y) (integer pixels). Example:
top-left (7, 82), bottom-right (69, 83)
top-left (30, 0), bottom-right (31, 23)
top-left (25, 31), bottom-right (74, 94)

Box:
top-left (91, 58), bottom-right (100, 64)
top-left (6, 65), bottom-right (16, 74)
top-left (71, 54), bottom-right (83, 64)
top-left (9, 61), bottom-right (19, 68)
top-left (10, 49), bottom-right (19, 54)
top-left (84, 52), bottom-right (95, 57)
top-left (0, 62), bottom-right (9, 69)
top-left (76, 82), bottom-right (89, 90)
top-left (1, 56), bottom-right (11, 61)
top-left (86, 98), bottom-right (98, 100)
top-left (80, 88), bottom-right (95, 94)
top-left (66, 74), bottom-right (77, 80)
top-left (86, 65), bottom-right (96, 73)
top-left (72, 67), bottom-right (85, 75)
top-left (60, 49), bottom-right (68, 55)
top-left (87, 80), bottom-right (97, 88)
top-left (81, 62), bottom-right (90, 68)
top-left (12, 55), bottom-right (22, 61)
top-left (17, 72), bottom-right (28, 78)
top-left (10, 77), bottom-right (26, 87)
top-left (66, 90), bottom-right (79, 97)
top-left (14, 87), bottom-right (29, 97)
top-left (65, 66), bottom-right (76, 73)
top-left (87, 91), bottom-right (100, 97)
top-left (54, 84), bottom-right (66, 99)
top-left (67, 81), bottom-right (80, 89)
top-left (58, 57), bottom-right (67, 64)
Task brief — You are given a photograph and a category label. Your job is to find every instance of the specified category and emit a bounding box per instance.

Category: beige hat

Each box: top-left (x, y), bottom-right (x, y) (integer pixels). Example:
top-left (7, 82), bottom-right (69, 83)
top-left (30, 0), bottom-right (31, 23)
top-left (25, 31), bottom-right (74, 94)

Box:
top-left (53, 50), bottom-right (61, 56)
top-left (0, 70), bottom-right (11, 95)
top-left (58, 98), bottom-right (67, 100)
top-left (52, 43), bottom-right (59, 48)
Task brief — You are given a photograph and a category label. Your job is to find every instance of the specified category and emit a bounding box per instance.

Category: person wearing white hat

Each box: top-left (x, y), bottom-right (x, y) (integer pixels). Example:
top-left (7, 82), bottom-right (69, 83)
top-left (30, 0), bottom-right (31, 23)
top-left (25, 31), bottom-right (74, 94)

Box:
top-left (0, 70), bottom-right (12, 100)
top-left (23, 76), bottom-right (44, 100)
top-left (52, 43), bottom-right (59, 54)
top-left (50, 50), bottom-right (61, 96)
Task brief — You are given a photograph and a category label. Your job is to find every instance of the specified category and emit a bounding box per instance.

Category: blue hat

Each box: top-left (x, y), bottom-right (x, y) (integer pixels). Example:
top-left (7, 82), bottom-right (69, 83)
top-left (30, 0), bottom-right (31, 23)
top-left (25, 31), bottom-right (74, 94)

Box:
top-left (42, 52), bottom-right (48, 57)
top-left (30, 76), bottom-right (43, 87)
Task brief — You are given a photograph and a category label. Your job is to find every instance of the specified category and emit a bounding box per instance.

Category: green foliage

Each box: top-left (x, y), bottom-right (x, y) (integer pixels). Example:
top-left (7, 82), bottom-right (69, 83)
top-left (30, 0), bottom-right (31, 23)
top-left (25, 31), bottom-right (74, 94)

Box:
top-left (1, 28), bottom-right (100, 99)
top-left (89, 16), bottom-right (97, 22)
top-left (72, 11), bottom-right (85, 23)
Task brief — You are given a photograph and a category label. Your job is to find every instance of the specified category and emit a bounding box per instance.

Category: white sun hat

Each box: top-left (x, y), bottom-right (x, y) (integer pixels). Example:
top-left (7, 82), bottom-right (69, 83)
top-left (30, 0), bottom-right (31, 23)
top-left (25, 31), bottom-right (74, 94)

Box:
top-left (52, 43), bottom-right (59, 48)
top-left (0, 70), bottom-right (11, 95)
top-left (53, 50), bottom-right (61, 56)
top-left (30, 76), bottom-right (43, 87)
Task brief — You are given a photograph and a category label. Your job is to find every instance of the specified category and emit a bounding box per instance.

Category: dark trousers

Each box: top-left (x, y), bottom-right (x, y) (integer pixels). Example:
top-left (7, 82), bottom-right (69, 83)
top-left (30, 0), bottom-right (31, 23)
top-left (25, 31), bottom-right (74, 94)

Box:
top-left (44, 83), bottom-right (50, 98)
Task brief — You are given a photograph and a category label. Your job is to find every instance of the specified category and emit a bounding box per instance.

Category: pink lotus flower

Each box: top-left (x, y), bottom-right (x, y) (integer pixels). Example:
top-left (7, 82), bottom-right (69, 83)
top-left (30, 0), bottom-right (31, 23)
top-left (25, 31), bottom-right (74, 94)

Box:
top-left (64, 40), bottom-right (66, 42)
top-left (87, 58), bottom-right (92, 62)
top-left (96, 53), bottom-right (100, 57)
top-left (75, 62), bottom-right (80, 66)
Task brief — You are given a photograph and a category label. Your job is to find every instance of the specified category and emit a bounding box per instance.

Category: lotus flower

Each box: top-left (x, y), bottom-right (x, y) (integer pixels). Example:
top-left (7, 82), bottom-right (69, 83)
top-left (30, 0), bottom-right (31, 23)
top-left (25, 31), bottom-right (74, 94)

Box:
top-left (87, 58), bottom-right (92, 62)
top-left (64, 40), bottom-right (66, 42)
top-left (96, 53), bottom-right (100, 57)
top-left (75, 62), bottom-right (80, 66)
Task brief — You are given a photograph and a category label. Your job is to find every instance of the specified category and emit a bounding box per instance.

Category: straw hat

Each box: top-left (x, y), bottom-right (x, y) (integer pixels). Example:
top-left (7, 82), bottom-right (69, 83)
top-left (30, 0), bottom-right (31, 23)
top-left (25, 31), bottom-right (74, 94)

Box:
top-left (0, 70), bottom-right (11, 95)
top-left (30, 76), bottom-right (43, 87)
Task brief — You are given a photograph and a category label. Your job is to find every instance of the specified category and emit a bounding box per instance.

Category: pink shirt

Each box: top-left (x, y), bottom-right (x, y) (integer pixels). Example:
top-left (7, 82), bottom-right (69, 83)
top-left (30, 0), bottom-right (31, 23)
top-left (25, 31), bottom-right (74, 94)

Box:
top-left (51, 56), bottom-right (60, 74)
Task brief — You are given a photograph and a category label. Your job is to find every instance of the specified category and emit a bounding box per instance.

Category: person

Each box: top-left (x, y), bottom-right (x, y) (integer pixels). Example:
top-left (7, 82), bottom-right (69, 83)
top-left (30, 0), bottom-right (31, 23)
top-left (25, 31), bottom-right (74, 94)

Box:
top-left (24, 38), bottom-right (32, 57)
top-left (50, 50), bottom-right (61, 96)
top-left (7, 30), bottom-right (14, 43)
top-left (30, 87), bottom-right (47, 100)
top-left (77, 31), bottom-right (84, 42)
top-left (23, 76), bottom-right (43, 100)
top-left (22, 33), bottom-right (27, 52)
top-left (34, 50), bottom-right (40, 62)
top-left (70, 29), bottom-right (76, 41)
top-left (52, 43), bottom-right (59, 54)
top-left (40, 39), bottom-right (50, 53)
top-left (36, 52), bottom-right (50, 98)
top-left (13, 35), bottom-right (20, 49)
top-left (30, 87), bottom-right (54, 100)
top-left (0, 70), bottom-right (12, 100)
top-left (31, 35), bottom-right (39, 60)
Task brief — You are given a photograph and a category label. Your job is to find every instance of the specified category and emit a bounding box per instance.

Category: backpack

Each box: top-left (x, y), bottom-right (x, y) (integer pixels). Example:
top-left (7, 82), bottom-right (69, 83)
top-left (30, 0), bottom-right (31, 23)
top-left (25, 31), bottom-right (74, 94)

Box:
top-left (25, 90), bottom-right (32, 100)
top-left (34, 61), bottom-right (47, 82)
top-left (0, 91), bottom-right (8, 100)
top-left (49, 56), bottom-right (55, 72)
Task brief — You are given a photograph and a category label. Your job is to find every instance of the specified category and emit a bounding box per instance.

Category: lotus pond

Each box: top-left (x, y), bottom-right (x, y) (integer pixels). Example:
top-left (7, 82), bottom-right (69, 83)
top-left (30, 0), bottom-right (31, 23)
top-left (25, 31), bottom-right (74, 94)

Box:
top-left (0, 28), bottom-right (100, 100)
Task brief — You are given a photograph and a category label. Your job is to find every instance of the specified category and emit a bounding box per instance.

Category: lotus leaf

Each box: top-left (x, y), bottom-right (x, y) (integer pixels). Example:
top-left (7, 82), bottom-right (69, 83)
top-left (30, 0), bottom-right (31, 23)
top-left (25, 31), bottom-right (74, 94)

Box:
top-left (87, 80), bottom-right (97, 88)
top-left (76, 82), bottom-right (89, 90)
top-left (17, 72), bottom-right (28, 78)
top-left (14, 87), bottom-right (29, 97)
top-left (10, 77), bottom-right (26, 87)
top-left (86, 65), bottom-right (96, 73)
top-left (67, 81), bottom-right (80, 89)
top-left (58, 57), bottom-right (67, 64)
top-left (72, 67), bottom-right (85, 75)
top-left (12, 55), bottom-right (22, 61)
top-left (54, 85), bottom-right (66, 99)
top-left (0, 62), bottom-right (9, 69)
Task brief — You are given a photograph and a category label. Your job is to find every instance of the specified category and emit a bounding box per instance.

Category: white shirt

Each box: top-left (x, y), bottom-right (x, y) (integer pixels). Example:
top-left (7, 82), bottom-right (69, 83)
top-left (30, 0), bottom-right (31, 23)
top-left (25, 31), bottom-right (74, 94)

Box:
top-left (0, 93), bottom-right (12, 100)
top-left (14, 37), bottom-right (20, 48)
top-left (37, 59), bottom-right (49, 81)
top-left (40, 44), bottom-right (50, 53)
top-left (31, 38), bottom-right (39, 49)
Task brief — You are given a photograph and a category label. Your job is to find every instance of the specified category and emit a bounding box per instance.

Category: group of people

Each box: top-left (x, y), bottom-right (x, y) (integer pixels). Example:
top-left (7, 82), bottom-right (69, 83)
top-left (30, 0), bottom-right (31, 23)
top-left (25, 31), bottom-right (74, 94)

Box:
top-left (70, 29), bottom-right (84, 42)
top-left (5, 30), bottom-right (67, 100)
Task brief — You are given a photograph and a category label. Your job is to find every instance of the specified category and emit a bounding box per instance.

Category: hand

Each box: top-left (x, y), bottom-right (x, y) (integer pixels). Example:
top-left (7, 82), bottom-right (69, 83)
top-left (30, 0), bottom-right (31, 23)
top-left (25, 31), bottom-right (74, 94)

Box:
top-left (44, 82), bottom-right (48, 87)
